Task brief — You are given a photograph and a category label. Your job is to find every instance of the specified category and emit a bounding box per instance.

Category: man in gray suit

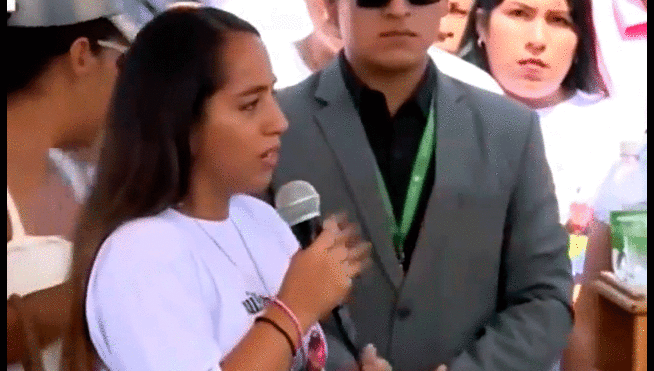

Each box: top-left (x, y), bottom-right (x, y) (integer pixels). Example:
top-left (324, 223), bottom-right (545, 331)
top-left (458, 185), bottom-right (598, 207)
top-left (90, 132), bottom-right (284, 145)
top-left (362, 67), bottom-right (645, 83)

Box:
top-left (270, 0), bottom-right (573, 370)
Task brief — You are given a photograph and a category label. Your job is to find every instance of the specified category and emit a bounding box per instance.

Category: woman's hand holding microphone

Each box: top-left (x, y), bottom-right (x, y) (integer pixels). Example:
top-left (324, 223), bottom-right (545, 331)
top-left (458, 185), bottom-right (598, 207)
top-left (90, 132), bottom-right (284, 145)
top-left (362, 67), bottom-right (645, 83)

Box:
top-left (276, 214), bottom-right (371, 335)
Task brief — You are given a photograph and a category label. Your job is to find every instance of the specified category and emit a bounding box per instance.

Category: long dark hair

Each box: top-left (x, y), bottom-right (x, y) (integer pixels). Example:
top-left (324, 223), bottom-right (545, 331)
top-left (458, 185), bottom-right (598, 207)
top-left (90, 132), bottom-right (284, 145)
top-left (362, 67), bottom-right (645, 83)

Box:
top-left (473, 0), bottom-right (607, 95)
top-left (457, 0), bottom-right (483, 65)
top-left (7, 18), bottom-right (127, 95)
top-left (59, 6), bottom-right (259, 370)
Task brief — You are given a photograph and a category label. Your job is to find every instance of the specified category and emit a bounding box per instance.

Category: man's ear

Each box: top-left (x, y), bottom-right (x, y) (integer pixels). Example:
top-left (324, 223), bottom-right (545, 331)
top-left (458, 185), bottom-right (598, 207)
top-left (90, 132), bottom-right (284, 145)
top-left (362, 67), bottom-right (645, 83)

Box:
top-left (322, 0), bottom-right (341, 40)
top-left (67, 37), bottom-right (99, 77)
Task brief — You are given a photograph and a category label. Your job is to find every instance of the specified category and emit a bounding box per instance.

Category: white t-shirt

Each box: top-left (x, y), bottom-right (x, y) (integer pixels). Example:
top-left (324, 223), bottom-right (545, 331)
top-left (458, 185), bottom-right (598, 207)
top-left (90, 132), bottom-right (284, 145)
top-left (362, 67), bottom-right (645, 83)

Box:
top-left (536, 91), bottom-right (623, 224)
top-left (86, 195), bottom-right (325, 371)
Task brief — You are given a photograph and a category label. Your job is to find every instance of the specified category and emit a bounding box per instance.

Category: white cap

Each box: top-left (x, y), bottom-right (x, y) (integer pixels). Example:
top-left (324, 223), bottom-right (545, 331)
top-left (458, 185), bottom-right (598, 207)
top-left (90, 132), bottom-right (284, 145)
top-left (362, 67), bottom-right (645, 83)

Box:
top-left (7, 0), bottom-right (144, 41)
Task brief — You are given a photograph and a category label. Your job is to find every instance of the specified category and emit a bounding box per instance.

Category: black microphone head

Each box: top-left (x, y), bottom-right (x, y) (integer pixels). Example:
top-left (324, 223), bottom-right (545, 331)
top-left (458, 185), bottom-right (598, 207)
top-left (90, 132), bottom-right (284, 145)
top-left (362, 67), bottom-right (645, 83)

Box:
top-left (275, 180), bottom-right (320, 227)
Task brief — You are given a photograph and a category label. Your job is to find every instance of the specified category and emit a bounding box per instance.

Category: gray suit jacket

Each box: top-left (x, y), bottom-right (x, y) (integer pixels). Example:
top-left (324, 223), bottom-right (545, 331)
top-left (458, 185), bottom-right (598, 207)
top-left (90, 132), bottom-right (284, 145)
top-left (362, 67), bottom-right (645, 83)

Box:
top-left (272, 59), bottom-right (573, 371)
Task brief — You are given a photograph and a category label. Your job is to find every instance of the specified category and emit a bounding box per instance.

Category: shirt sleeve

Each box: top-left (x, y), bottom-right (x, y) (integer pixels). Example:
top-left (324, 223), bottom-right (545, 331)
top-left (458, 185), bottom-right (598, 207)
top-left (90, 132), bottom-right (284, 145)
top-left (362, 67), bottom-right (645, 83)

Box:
top-left (86, 221), bottom-right (224, 371)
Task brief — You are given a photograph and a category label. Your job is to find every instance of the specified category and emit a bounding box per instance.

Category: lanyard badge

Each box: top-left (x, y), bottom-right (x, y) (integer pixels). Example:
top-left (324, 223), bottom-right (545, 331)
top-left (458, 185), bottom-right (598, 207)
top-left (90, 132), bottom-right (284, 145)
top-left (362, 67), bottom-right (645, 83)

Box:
top-left (377, 97), bottom-right (436, 263)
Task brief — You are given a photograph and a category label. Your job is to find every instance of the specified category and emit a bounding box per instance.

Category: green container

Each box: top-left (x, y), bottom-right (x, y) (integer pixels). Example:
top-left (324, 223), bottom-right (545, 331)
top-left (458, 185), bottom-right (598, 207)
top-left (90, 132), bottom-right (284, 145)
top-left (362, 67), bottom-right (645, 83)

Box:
top-left (611, 210), bottom-right (647, 253)
top-left (610, 210), bottom-right (647, 289)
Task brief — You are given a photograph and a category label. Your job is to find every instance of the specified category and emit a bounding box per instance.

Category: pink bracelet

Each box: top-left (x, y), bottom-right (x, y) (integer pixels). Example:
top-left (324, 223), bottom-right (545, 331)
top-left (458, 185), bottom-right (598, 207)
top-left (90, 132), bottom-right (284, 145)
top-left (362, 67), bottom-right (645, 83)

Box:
top-left (265, 297), bottom-right (303, 354)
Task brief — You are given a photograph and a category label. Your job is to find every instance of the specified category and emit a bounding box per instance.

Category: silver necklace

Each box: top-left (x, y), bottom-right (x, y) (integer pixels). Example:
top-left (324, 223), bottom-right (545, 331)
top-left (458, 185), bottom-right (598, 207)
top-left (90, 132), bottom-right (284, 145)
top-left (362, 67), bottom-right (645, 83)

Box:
top-left (193, 218), bottom-right (272, 295)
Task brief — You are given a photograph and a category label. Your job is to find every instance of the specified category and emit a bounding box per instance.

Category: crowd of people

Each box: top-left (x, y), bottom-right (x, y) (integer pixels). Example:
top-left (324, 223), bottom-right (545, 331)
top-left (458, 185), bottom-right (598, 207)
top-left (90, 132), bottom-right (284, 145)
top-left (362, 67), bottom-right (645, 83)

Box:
top-left (6, 0), bottom-right (647, 370)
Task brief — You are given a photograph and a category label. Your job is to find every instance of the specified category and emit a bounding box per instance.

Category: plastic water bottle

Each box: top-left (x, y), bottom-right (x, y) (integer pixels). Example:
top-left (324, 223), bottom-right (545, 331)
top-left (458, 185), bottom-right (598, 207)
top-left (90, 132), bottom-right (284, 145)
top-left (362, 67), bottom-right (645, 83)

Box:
top-left (607, 141), bottom-right (647, 213)
top-left (608, 140), bottom-right (647, 292)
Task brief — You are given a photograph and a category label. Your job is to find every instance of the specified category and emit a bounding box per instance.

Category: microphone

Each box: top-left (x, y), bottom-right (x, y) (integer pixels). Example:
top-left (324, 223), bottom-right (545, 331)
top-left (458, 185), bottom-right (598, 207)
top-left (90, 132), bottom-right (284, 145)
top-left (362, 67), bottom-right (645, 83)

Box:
top-left (274, 180), bottom-right (360, 362)
top-left (275, 180), bottom-right (322, 250)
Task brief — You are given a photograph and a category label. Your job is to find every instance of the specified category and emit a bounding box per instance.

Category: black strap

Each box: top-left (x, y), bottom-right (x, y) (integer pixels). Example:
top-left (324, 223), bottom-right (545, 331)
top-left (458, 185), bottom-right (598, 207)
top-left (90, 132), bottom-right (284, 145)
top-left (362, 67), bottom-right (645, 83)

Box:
top-left (254, 316), bottom-right (297, 357)
top-left (333, 307), bottom-right (360, 362)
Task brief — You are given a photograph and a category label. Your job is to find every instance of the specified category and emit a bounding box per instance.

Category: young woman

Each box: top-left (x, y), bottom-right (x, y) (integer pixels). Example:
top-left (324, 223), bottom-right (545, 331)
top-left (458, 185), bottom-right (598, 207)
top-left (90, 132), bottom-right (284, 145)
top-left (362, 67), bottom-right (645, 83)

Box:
top-left (473, 0), bottom-right (623, 279)
top-left (473, 1), bottom-right (638, 370)
top-left (60, 6), bottom-right (372, 371)
top-left (7, 0), bottom-right (131, 368)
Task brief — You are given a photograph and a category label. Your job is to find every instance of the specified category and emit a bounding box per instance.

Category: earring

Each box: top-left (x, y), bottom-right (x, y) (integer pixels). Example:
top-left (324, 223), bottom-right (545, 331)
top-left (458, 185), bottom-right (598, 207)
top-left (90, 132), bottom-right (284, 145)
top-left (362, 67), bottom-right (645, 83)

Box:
top-left (477, 38), bottom-right (484, 48)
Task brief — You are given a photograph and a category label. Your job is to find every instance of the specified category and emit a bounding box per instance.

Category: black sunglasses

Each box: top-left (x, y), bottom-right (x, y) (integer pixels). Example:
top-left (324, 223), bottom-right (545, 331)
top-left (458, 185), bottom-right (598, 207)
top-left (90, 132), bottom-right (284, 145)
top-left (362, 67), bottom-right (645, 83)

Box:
top-left (357, 0), bottom-right (442, 8)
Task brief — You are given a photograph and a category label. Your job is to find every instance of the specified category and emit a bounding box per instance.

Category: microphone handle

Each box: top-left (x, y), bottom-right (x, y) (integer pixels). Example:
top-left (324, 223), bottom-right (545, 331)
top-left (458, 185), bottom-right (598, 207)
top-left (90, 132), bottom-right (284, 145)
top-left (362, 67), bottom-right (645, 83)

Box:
top-left (290, 218), bottom-right (361, 362)
top-left (290, 218), bottom-right (323, 250)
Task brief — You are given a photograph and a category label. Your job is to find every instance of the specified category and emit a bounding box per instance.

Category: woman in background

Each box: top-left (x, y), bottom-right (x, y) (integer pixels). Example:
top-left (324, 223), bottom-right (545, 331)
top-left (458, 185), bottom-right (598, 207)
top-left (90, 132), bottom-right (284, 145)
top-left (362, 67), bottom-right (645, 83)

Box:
top-left (474, 1), bottom-right (636, 369)
top-left (60, 6), bottom-right (381, 371)
top-left (473, 0), bottom-right (620, 279)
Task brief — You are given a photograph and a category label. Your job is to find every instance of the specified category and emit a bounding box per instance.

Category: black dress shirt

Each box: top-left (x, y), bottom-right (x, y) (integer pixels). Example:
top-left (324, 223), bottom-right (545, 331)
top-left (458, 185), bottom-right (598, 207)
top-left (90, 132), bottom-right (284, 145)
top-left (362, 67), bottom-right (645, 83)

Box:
top-left (339, 53), bottom-right (437, 271)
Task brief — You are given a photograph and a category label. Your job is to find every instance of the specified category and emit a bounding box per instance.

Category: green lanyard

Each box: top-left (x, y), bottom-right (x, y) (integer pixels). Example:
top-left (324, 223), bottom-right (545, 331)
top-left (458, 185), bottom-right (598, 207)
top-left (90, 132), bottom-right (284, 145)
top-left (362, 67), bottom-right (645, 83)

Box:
top-left (377, 97), bottom-right (436, 263)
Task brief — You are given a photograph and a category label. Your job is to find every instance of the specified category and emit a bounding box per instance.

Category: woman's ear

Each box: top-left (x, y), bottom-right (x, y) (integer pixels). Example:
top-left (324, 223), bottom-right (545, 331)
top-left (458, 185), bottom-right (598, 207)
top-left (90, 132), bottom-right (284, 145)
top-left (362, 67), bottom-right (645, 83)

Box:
top-left (475, 8), bottom-right (489, 46)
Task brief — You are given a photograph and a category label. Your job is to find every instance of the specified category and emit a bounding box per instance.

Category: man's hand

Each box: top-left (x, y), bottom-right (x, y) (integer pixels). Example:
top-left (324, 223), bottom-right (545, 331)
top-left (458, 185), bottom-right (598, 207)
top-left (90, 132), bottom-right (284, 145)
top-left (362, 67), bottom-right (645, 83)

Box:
top-left (360, 344), bottom-right (392, 371)
top-left (435, 365), bottom-right (447, 371)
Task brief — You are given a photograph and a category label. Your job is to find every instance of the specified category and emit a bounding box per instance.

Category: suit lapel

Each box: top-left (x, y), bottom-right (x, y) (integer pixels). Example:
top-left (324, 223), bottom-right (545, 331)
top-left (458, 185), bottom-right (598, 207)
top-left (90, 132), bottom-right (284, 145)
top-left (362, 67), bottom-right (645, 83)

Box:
top-left (403, 71), bottom-right (479, 282)
top-left (433, 71), bottom-right (477, 192)
top-left (314, 61), bottom-right (404, 289)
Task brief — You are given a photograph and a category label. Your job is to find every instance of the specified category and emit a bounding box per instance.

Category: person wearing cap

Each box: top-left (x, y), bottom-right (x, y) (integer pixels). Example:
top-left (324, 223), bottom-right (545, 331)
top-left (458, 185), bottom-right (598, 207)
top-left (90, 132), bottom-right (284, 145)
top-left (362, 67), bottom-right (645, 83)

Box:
top-left (7, 0), bottom-right (135, 368)
top-left (271, 0), bottom-right (572, 370)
